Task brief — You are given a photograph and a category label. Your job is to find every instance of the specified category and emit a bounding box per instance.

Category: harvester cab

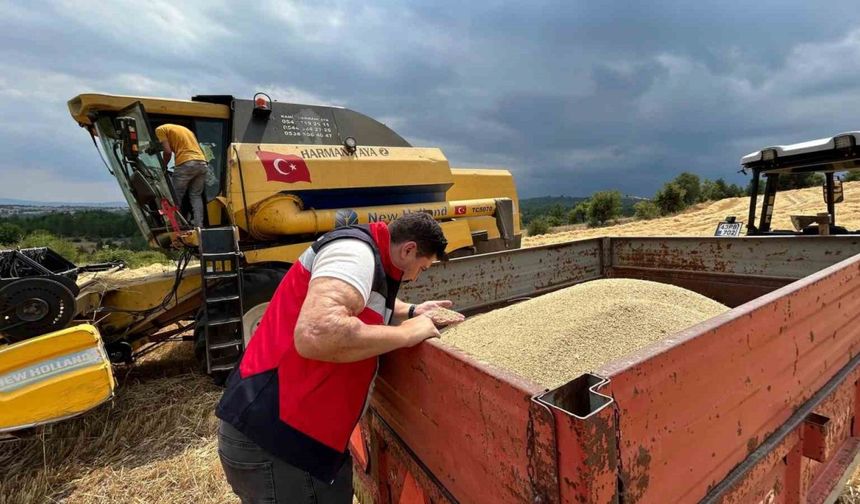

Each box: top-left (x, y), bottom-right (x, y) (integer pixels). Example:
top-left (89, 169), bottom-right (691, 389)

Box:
top-left (739, 131), bottom-right (860, 236)
top-left (87, 102), bottom-right (201, 248)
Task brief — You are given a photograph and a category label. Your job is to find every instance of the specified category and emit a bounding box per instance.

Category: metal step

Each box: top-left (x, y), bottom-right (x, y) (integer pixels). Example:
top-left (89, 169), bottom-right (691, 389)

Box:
top-left (209, 340), bottom-right (244, 350)
top-left (199, 225), bottom-right (245, 378)
top-left (207, 316), bottom-right (242, 327)
top-left (206, 294), bottom-right (241, 303)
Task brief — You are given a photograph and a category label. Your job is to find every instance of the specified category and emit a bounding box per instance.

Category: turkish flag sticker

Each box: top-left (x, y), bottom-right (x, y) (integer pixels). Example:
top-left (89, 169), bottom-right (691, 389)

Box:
top-left (454, 205), bottom-right (466, 215)
top-left (256, 151), bottom-right (311, 184)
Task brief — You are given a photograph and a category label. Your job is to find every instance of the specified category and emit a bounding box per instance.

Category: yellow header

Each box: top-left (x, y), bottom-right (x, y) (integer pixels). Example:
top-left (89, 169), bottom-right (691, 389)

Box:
top-left (0, 324), bottom-right (115, 433)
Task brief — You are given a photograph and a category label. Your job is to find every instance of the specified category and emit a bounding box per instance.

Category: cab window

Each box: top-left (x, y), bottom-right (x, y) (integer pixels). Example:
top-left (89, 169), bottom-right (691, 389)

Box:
top-left (149, 116), bottom-right (227, 201)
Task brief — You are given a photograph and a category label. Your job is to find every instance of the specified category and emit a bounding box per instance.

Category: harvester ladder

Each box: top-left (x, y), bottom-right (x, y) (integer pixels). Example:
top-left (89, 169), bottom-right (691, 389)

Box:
top-left (199, 226), bottom-right (245, 375)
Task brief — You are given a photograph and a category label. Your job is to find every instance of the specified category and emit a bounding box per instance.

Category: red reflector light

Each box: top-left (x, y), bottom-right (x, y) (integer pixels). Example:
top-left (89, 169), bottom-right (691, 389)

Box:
top-left (252, 92), bottom-right (274, 120)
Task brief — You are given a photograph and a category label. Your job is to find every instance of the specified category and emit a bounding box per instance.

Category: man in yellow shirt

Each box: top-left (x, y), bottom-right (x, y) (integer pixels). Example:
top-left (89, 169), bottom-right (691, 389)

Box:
top-left (155, 124), bottom-right (209, 227)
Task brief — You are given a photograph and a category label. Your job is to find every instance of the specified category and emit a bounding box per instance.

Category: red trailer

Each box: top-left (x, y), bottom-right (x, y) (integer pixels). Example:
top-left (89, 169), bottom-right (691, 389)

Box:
top-left (353, 236), bottom-right (860, 503)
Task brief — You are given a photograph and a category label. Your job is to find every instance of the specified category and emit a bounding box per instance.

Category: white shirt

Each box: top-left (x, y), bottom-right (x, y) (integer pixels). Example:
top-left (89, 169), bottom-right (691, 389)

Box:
top-left (310, 239), bottom-right (375, 305)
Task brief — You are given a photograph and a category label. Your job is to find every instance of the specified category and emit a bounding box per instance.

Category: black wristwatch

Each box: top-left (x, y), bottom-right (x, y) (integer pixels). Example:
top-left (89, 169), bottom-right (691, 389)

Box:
top-left (408, 304), bottom-right (417, 318)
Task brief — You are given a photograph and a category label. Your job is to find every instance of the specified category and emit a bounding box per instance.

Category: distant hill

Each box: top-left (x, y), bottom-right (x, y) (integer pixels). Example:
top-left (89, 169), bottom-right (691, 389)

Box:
top-left (0, 198), bottom-right (127, 208)
top-left (519, 195), bottom-right (640, 223)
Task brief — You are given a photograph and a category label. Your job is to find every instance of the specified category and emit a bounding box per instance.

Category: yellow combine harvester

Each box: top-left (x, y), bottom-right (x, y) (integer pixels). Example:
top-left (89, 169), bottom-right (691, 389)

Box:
top-left (0, 93), bottom-right (521, 432)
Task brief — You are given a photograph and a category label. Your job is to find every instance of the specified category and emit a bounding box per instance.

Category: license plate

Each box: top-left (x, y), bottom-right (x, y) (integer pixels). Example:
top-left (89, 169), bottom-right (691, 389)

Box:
top-left (714, 222), bottom-right (742, 237)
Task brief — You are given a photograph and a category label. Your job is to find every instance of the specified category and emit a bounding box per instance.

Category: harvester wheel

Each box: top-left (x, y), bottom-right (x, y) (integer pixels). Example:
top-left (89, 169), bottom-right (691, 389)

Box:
top-left (194, 264), bottom-right (289, 381)
top-left (0, 278), bottom-right (76, 344)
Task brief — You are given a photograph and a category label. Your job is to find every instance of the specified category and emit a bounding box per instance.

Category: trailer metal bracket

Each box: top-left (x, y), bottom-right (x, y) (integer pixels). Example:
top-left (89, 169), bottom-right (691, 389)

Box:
top-left (534, 373), bottom-right (613, 420)
top-left (534, 374), bottom-right (619, 503)
top-left (527, 398), bottom-right (560, 503)
top-left (803, 412), bottom-right (833, 463)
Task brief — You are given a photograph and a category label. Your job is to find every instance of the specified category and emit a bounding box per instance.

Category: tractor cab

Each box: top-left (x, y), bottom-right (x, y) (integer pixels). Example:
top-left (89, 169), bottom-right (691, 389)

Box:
top-left (739, 132), bottom-right (860, 236)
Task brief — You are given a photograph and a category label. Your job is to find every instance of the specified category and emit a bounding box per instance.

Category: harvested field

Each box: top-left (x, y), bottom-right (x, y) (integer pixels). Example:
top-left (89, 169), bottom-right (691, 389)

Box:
top-left (842, 473), bottom-right (860, 503)
top-left (523, 181), bottom-right (860, 246)
top-left (442, 278), bottom-right (728, 388)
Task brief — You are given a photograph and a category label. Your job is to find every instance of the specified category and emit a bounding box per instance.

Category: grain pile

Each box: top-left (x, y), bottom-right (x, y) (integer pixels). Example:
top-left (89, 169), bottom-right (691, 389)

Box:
top-left (442, 279), bottom-right (729, 388)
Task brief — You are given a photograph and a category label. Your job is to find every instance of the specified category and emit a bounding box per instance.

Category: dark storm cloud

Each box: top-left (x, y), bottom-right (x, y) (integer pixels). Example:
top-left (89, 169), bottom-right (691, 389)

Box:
top-left (3, 0), bottom-right (860, 201)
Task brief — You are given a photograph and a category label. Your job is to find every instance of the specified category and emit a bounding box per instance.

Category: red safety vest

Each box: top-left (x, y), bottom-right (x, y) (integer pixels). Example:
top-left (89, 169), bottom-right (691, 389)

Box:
top-left (216, 223), bottom-right (402, 482)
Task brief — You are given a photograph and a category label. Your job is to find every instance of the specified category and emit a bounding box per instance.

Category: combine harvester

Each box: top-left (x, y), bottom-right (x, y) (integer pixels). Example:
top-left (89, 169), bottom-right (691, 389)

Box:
top-left (2, 94), bottom-right (860, 502)
top-left (0, 92), bottom-right (521, 429)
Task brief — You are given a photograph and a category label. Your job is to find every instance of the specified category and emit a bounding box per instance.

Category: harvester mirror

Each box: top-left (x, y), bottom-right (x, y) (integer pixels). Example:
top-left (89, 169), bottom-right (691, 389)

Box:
top-left (116, 116), bottom-right (140, 161)
top-left (824, 178), bottom-right (844, 205)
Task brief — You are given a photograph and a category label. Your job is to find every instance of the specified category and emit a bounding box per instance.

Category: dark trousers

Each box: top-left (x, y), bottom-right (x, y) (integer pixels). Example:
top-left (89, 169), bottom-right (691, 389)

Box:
top-left (218, 420), bottom-right (353, 504)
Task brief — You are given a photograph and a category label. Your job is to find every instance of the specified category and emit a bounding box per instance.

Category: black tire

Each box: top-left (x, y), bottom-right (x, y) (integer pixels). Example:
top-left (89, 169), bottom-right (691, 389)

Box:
top-left (0, 278), bottom-right (77, 344)
top-left (194, 264), bottom-right (289, 384)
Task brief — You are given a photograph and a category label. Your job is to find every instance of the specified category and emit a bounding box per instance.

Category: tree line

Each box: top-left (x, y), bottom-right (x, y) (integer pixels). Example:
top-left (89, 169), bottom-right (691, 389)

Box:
top-left (0, 210), bottom-right (140, 246)
top-left (0, 209), bottom-right (174, 267)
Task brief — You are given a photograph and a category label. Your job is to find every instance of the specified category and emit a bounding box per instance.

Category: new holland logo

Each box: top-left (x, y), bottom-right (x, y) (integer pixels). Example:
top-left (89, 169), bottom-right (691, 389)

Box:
top-left (0, 348), bottom-right (103, 393)
top-left (335, 209), bottom-right (359, 228)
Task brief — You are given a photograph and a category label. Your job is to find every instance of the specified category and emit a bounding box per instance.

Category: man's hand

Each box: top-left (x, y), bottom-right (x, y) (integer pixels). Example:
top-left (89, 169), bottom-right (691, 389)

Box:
top-left (399, 315), bottom-right (441, 346)
top-left (414, 300), bottom-right (465, 327)
top-left (425, 308), bottom-right (465, 327)
top-left (413, 300), bottom-right (453, 316)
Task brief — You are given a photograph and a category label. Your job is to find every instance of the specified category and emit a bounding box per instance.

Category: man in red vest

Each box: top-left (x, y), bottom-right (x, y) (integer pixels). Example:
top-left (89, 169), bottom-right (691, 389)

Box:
top-left (216, 212), bottom-right (463, 503)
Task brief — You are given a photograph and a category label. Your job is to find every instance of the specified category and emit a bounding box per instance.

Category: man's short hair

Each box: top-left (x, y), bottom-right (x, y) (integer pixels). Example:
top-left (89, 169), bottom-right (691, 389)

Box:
top-left (389, 212), bottom-right (448, 260)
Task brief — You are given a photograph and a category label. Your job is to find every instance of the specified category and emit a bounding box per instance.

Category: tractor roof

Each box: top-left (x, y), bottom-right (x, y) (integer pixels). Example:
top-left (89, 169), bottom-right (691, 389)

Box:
top-left (741, 131), bottom-right (860, 174)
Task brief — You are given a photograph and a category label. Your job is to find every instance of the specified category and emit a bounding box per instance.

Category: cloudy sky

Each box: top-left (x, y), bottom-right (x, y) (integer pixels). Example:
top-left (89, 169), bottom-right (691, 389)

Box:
top-left (3, 1), bottom-right (860, 202)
